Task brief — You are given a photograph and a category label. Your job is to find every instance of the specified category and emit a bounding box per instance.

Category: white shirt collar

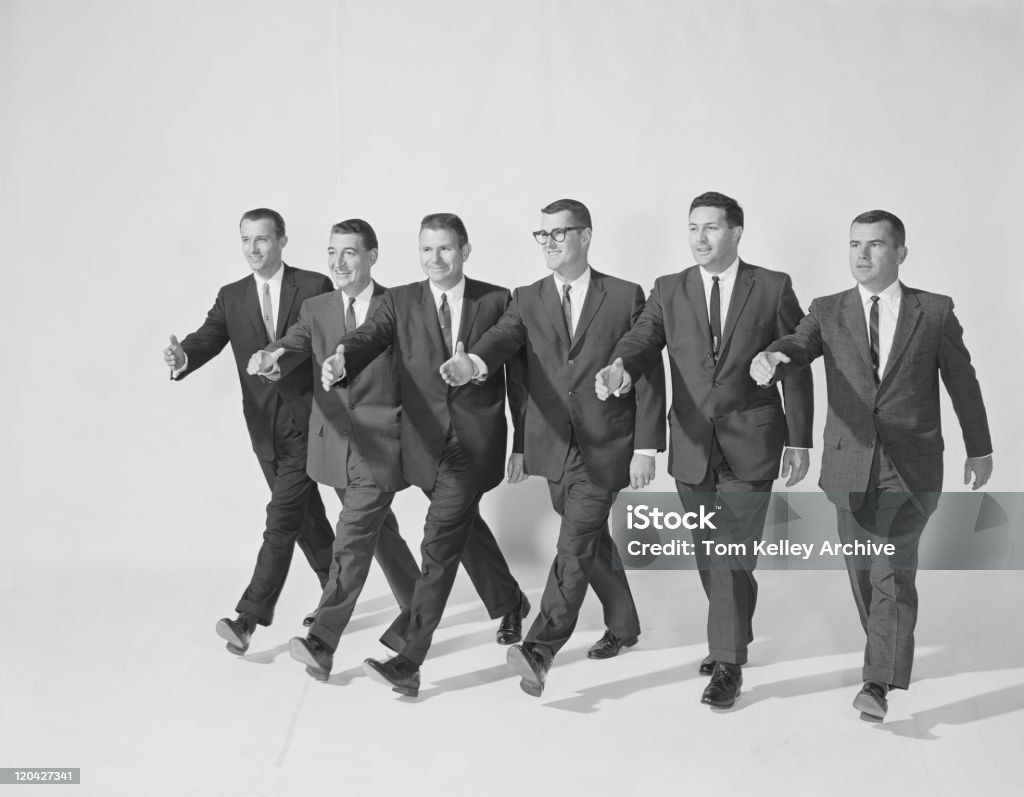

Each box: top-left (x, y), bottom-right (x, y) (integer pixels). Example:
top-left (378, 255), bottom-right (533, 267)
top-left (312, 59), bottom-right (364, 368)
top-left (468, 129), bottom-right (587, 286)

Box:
top-left (429, 276), bottom-right (466, 306)
top-left (254, 263), bottom-right (284, 290)
top-left (699, 257), bottom-right (739, 285)
top-left (858, 279), bottom-right (902, 307)
top-left (342, 280), bottom-right (375, 305)
top-left (552, 266), bottom-right (591, 293)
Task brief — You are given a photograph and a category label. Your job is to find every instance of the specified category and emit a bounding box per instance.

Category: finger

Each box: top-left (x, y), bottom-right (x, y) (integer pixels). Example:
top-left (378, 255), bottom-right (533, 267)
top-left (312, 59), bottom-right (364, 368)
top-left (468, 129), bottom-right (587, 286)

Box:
top-left (335, 344), bottom-right (345, 356)
top-left (777, 353), bottom-right (791, 363)
top-left (169, 334), bottom-right (180, 348)
top-left (455, 341), bottom-right (465, 355)
top-left (963, 462), bottom-right (971, 485)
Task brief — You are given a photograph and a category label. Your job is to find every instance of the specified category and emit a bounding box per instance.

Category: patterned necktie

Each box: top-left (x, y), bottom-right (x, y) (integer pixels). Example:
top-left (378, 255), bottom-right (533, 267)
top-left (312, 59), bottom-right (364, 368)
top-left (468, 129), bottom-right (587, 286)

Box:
top-left (261, 281), bottom-right (276, 342)
top-left (439, 292), bottom-right (452, 357)
top-left (562, 283), bottom-right (573, 341)
top-left (709, 276), bottom-right (721, 360)
top-left (345, 295), bottom-right (357, 334)
top-left (869, 295), bottom-right (880, 384)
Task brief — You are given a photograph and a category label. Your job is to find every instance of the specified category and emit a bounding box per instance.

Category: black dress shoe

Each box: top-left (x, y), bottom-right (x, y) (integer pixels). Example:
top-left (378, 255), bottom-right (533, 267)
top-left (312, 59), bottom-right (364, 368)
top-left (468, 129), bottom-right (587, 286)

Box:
top-left (587, 630), bottom-right (639, 660)
top-left (302, 610), bottom-right (317, 628)
top-left (507, 644), bottom-right (549, 697)
top-left (363, 655), bottom-right (421, 697)
top-left (853, 681), bottom-right (888, 721)
top-left (699, 655), bottom-right (717, 675)
top-left (216, 614), bottom-right (255, 655)
top-left (289, 635), bottom-right (333, 682)
top-left (496, 595), bottom-right (531, 646)
top-left (701, 663), bottom-right (742, 708)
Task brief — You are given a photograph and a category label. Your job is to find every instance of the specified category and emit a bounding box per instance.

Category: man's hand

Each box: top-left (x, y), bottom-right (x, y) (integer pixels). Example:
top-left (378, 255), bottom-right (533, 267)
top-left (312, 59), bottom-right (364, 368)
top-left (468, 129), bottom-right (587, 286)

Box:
top-left (507, 453), bottom-right (528, 484)
top-left (595, 358), bottom-right (626, 401)
top-left (629, 453), bottom-right (655, 489)
top-left (779, 447), bottom-right (810, 487)
top-left (750, 351), bottom-right (791, 386)
top-left (247, 348), bottom-right (284, 376)
top-left (440, 341), bottom-right (477, 386)
top-left (964, 455), bottom-right (993, 490)
top-left (163, 334), bottom-right (185, 371)
top-left (321, 344), bottom-right (346, 391)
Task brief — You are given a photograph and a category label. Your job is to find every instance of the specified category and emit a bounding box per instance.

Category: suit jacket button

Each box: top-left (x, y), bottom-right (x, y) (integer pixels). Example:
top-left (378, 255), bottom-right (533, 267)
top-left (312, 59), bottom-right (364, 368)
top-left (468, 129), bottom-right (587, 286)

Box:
top-left (713, 381), bottom-right (720, 388)
top-left (868, 441), bottom-right (874, 448)
top-left (569, 391), bottom-right (577, 398)
top-left (706, 352), bottom-right (713, 359)
top-left (873, 407), bottom-right (879, 414)
top-left (568, 359), bottom-right (574, 365)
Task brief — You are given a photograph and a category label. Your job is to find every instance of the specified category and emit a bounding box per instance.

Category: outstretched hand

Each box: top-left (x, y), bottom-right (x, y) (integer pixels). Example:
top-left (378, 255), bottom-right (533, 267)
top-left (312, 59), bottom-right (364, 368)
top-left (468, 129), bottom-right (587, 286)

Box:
top-left (163, 334), bottom-right (185, 371)
top-left (440, 341), bottom-right (477, 386)
top-left (750, 351), bottom-right (791, 386)
top-left (595, 358), bottom-right (625, 401)
top-left (247, 348), bottom-right (284, 376)
top-left (321, 344), bottom-right (346, 391)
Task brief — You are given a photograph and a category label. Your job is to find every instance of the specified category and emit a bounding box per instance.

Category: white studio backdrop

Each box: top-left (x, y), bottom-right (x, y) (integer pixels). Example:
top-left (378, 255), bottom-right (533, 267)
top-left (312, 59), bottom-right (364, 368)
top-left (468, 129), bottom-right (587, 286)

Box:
top-left (2, 0), bottom-right (1021, 574)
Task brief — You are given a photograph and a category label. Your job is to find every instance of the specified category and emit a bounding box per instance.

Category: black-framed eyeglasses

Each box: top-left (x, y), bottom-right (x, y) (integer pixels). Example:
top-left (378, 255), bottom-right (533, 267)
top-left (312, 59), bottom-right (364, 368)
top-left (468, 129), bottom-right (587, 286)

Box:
top-left (532, 226), bottom-right (585, 244)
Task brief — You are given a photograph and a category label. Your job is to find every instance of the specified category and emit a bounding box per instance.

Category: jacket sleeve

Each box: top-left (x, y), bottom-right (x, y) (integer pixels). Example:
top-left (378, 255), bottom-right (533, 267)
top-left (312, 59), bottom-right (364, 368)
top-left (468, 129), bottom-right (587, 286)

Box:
top-left (175, 288), bottom-right (230, 380)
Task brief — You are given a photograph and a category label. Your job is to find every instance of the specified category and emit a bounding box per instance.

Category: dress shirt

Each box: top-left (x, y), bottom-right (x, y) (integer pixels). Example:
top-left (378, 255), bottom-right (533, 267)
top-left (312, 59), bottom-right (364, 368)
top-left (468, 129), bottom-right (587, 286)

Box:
top-left (857, 279), bottom-right (901, 376)
top-left (699, 257), bottom-right (740, 328)
top-left (428, 277), bottom-right (466, 346)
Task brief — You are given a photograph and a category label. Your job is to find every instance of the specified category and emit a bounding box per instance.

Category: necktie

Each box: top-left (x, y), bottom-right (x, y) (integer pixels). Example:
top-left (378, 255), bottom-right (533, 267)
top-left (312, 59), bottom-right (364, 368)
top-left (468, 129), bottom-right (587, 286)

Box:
top-left (709, 276), bottom-right (721, 360)
top-left (869, 295), bottom-right (880, 384)
top-left (439, 292), bottom-right (452, 357)
top-left (562, 283), bottom-right (573, 341)
top-left (345, 295), bottom-right (357, 334)
top-left (261, 281), bottom-right (276, 342)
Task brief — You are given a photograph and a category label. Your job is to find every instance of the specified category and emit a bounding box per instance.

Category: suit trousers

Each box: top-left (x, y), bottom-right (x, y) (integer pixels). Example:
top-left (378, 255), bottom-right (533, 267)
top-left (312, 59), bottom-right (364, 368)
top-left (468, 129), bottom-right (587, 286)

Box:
top-left (835, 443), bottom-right (928, 690)
top-left (385, 427), bottom-right (523, 666)
top-left (527, 443), bottom-right (641, 665)
top-left (308, 441), bottom-right (420, 652)
top-left (237, 401), bottom-right (335, 625)
top-left (675, 432), bottom-right (772, 665)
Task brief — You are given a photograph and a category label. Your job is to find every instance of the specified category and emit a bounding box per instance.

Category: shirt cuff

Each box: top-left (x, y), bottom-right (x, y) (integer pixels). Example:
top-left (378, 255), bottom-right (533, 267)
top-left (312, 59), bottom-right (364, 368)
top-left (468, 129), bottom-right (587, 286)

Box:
top-left (633, 449), bottom-right (656, 457)
top-left (467, 353), bottom-right (487, 382)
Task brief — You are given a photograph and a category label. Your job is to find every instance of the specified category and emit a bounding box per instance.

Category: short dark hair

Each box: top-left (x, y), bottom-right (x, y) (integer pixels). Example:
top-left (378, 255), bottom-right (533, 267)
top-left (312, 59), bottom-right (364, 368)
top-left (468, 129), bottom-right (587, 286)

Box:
top-left (540, 198), bottom-right (592, 230)
top-left (239, 208), bottom-right (286, 237)
top-left (852, 209), bottom-right (906, 248)
top-left (330, 218), bottom-right (378, 251)
top-left (689, 192), bottom-right (744, 228)
top-left (420, 212), bottom-right (469, 248)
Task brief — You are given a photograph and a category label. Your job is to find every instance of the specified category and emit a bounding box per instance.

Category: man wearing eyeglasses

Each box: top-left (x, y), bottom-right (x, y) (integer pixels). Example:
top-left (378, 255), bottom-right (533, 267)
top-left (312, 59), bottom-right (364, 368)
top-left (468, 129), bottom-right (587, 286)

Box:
top-left (441, 199), bottom-right (666, 697)
top-left (596, 191), bottom-right (813, 709)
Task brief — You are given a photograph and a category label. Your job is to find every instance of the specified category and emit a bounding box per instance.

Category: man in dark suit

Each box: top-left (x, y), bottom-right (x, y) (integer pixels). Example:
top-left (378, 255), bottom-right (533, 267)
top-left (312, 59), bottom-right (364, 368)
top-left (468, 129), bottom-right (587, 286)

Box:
top-left (751, 209), bottom-right (993, 720)
top-left (596, 191), bottom-right (814, 708)
top-left (440, 198), bottom-right (666, 697)
top-left (245, 218), bottom-right (419, 680)
top-left (163, 208), bottom-right (335, 655)
top-left (320, 213), bottom-right (529, 697)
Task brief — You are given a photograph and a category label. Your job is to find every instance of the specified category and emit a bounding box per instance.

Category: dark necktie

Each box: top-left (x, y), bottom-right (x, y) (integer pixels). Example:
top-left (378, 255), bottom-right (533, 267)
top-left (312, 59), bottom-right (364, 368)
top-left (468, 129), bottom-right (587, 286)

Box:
top-left (439, 292), bottom-right (452, 357)
top-left (345, 295), bottom-right (357, 334)
top-left (869, 295), bottom-right (880, 384)
top-left (709, 276), bottom-right (721, 360)
top-left (562, 283), bottom-right (573, 341)
top-left (261, 281), bottom-right (276, 342)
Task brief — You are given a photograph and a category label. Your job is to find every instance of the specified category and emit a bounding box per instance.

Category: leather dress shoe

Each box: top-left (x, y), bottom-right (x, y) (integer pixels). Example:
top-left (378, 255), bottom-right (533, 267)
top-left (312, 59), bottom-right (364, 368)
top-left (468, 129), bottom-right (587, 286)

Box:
top-left (363, 655), bottom-right (421, 697)
top-left (302, 610), bottom-right (317, 628)
top-left (216, 614), bottom-right (255, 655)
top-left (496, 595), bottom-right (531, 646)
top-left (701, 663), bottom-right (742, 708)
top-left (699, 655), bottom-right (717, 675)
top-left (507, 644), bottom-right (549, 698)
top-left (587, 630), bottom-right (639, 660)
top-left (853, 681), bottom-right (888, 721)
top-left (289, 635), bottom-right (333, 682)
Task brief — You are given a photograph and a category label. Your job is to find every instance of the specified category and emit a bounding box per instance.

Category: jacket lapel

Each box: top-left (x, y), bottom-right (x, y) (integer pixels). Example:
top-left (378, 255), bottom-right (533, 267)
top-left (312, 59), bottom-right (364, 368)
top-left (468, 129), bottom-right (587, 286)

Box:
top-left (244, 276), bottom-right (269, 343)
top-left (458, 279), bottom-right (481, 345)
top-left (276, 265), bottom-right (299, 338)
top-left (719, 262), bottom-right (754, 356)
top-left (682, 267), bottom-right (713, 351)
top-left (570, 270), bottom-right (607, 356)
top-left (840, 288), bottom-right (876, 379)
top-left (880, 284), bottom-right (923, 385)
top-left (541, 276), bottom-right (572, 350)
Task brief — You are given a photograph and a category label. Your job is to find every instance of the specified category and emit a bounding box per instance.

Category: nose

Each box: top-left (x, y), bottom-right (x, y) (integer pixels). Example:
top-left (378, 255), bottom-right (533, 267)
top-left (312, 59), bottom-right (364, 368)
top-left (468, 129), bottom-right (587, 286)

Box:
top-left (546, 236), bottom-right (558, 250)
top-left (696, 228), bottom-right (708, 243)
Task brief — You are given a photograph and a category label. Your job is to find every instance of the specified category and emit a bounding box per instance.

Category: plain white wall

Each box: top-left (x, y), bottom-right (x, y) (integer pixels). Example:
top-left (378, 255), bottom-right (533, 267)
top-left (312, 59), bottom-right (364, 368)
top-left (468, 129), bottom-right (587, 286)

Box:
top-left (3, 0), bottom-right (1021, 572)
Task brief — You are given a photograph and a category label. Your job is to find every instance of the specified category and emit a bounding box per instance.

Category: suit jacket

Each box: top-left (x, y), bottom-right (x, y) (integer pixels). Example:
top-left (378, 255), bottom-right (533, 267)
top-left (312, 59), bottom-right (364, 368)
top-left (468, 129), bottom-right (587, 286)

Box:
top-left (272, 281), bottom-right (404, 492)
top-left (173, 264), bottom-right (333, 460)
top-left (769, 283), bottom-right (992, 507)
top-left (613, 261), bottom-right (814, 484)
top-left (472, 269), bottom-right (667, 491)
top-left (340, 277), bottom-right (518, 493)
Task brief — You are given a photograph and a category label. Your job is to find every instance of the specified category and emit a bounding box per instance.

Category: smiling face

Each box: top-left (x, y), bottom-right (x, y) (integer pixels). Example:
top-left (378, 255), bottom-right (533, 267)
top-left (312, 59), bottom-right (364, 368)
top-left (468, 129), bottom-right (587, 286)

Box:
top-left (328, 232), bottom-right (376, 296)
top-left (849, 221), bottom-right (906, 293)
top-left (539, 209), bottom-right (590, 280)
top-left (240, 218), bottom-right (286, 280)
top-left (419, 226), bottom-right (469, 291)
top-left (688, 205), bottom-right (741, 273)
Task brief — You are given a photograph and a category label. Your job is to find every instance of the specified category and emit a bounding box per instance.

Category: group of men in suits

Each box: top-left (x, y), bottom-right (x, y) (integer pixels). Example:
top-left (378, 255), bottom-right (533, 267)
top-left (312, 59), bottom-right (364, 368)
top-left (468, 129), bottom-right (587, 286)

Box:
top-left (165, 195), bottom-right (992, 721)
